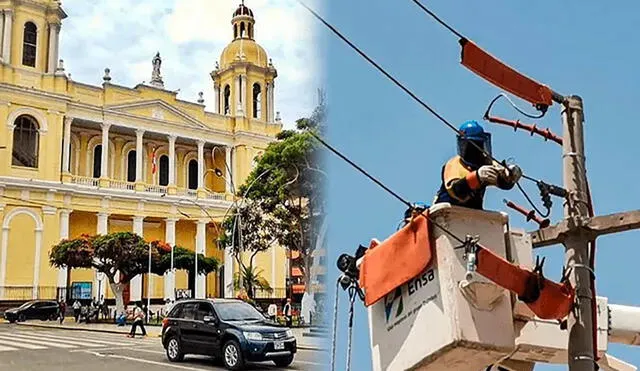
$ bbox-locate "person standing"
[127,302,147,338]
[58,300,66,324]
[283,298,293,327]
[72,300,81,322]
[268,303,277,322]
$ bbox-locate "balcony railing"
[145,184,167,194]
[109,179,135,191]
[64,176,226,201]
[0,285,60,301]
[70,175,99,187]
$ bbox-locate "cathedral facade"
[0,0,290,304]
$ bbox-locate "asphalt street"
[0,323,328,370]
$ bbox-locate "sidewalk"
[12,320,326,351]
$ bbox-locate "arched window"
[159,155,169,186]
[188,159,198,190]
[223,85,231,115]
[252,83,262,119]
[12,115,39,168]
[240,22,246,38]
[127,150,136,182]
[22,22,37,67]
[92,145,102,178]
[234,24,238,39]
[248,24,253,39]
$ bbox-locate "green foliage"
[218,199,279,257]
[233,265,273,298]
[50,234,95,269]
[154,245,219,275]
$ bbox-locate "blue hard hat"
[458,120,487,140]
[457,120,492,167]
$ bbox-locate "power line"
[409,0,465,39]
[298,0,552,214]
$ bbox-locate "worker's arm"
[443,160,485,203]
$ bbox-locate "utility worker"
[434,120,521,210]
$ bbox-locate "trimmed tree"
[50,233,219,315]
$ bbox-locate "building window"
[240,22,246,37]
[92,145,102,178]
[224,85,231,115]
[11,115,39,168]
[22,22,37,67]
[234,24,238,39]
[127,150,136,182]
[248,23,253,39]
[188,159,198,190]
[159,155,169,186]
[252,83,262,119]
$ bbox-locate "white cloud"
[59,0,323,127]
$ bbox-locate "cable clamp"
[570,263,595,280]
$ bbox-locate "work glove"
[476,165,500,186]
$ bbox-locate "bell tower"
[210,1,277,123]
[0,0,67,74]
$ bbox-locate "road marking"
[0,345,17,352]
[294,359,324,366]
[0,334,76,348]
[17,330,154,346]
[9,333,103,347]
[82,351,211,370]
[14,331,134,347]
[0,338,47,350]
[71,346,164,355]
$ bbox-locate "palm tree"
[233,265,273,298]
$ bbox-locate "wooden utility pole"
[561,95,595,371]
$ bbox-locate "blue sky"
[322,1,640,370]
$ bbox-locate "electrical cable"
[297,0,550,194]
[484,93,547,120]
[409,0,465,39]
[516,182,550,218]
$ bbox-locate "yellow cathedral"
[0,0,291,304]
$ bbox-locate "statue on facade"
[150,52,164,89]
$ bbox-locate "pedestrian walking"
[268,303,277,322]
[127,302,147,338]
[58,300,66,324]
[72,300,81,322]
[283,298,293,327]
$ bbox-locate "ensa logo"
[384,287,403,323]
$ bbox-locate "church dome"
[220,39,268,69]
[233,3,254,18]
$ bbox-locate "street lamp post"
[147,242,152,320]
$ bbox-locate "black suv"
[161,298,297,370]
[3,300,59,323]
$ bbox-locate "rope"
[346,285,357,371]
[330,277,341,371]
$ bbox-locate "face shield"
[457,132,492,167]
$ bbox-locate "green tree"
[239,103,326,293]
[50,233,219,314]
[218,199,279,298]
[233,265,273,298]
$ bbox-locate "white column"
[100,123,110,178]
[130,216,144,302]
[135,129,144,183]
[32,227,42,299]
[225,146,232,193]
[168,135,176,186]
[197,140,204,189]
[235,76,240,116]
[96,213,108,300]
[269,82,275,123]
[0,226,7,298]
[57,210,71,288]
[164,218,177,300]
[62,117,72,173]
[195,219,206,298]
[214,85,220,114]
[2,10,11,63]
[241,75,247,114]
[47,23,60,73]
[0,12,5,62]
[265,83,271,122]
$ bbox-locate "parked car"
[161,298,297,370]
[3,300,59,323]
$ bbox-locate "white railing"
[206,192,226,200]
[70,175,99,187]
[145,185,168,194]
[109,180,135,191]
